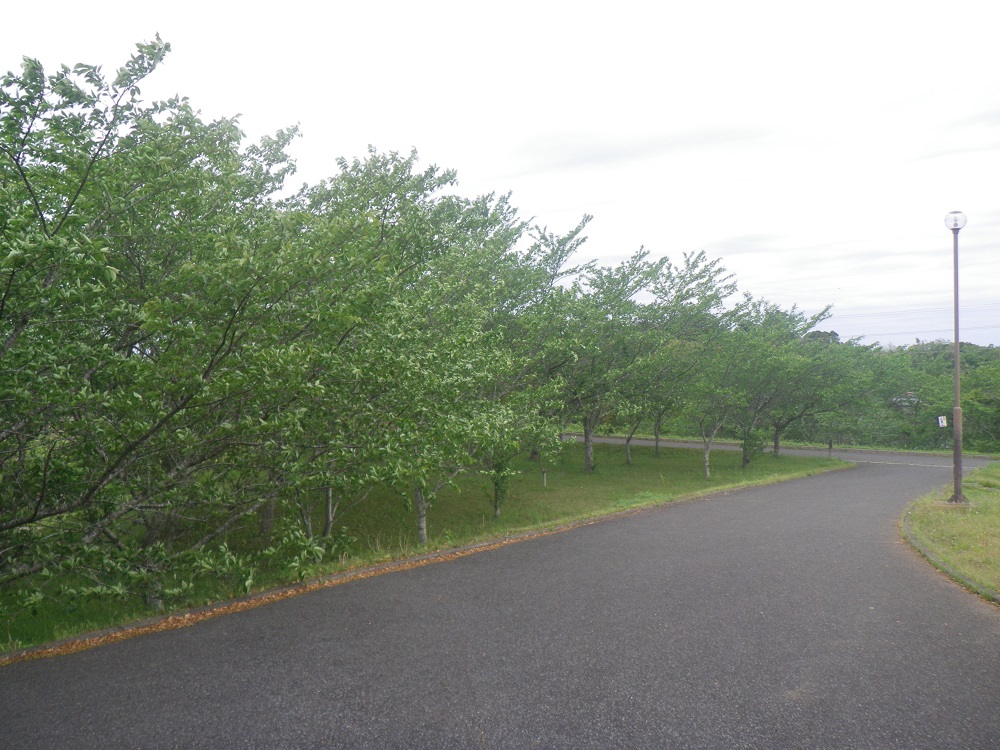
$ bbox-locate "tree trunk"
[298,500,313,539]
[625,419,641,465]
[322,486,338,538]
[492,464,508,520]
[140,512,172,547]
[583,414,597,472]
[415,483,428,545]
[702,423,720,480]
[741,420,762,468]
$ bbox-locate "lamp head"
[945,211,967,230]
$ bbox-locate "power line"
[855,324,1000,338]
[830,303,1000,320]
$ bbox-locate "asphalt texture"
[3,450,1000,749]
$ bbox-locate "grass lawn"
[905,462,1000,599]
[2,442,848,658]
[341,442,849,557]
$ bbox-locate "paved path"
[2,451,999,749]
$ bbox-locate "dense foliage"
[2,41,997,621]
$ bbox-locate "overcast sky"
[5,1,999,346]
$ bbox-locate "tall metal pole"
[947,213,966,503]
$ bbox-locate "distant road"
[2,450,998,748]
[575,432,983,465]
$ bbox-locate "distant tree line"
[2,41,997,610]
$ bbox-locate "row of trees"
[2,41,997,607]
[780,340,1000,454]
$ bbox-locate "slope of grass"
[2,442,848,657]
[904,463,1000,599]
[342,442,847,556]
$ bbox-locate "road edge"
[1,459,854,668]
[901,509,1000,607]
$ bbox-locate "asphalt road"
[3,451,999,749]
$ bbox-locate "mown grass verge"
[2,442,849,661]
[903,462,1000,603]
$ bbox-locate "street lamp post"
[945,210,967,504]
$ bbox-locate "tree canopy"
[2,40,996,616]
